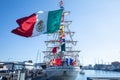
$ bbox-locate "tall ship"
[43,0,81,80]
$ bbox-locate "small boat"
[80,70,85,75]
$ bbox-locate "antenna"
[36,50,39,63]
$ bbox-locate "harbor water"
[78,70,120,80]
[38,70,120,80]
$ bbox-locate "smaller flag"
[59,0,64,9]
[61,43,65,51]
[59,29,64,35]
[59,34,65,42]
[59,0,63,6]
[66,58,70,66]
[73,60,77,66]
[55,58,62,66]
[52,47,58,54]
[62,37,65,43]
[52,59,56,65]
[59,25,65,42]
[70,58,74,65]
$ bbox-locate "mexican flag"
[12,9,63,37]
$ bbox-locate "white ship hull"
[46,66,80,80]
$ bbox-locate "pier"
[0,70,45,80]
[0,61,46,80]
[87,77,120,80]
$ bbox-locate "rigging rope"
[66,25,76,45]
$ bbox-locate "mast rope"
[67,25,76,45]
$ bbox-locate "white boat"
[46,66,80,80]
[43,1,81,80]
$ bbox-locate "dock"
[87,77,120,80]
[0,70,46,80]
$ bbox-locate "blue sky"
[1,0,120,66]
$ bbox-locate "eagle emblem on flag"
[36,20,45,32]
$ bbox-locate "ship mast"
[59,0,65,53]
[43,0,80,66]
